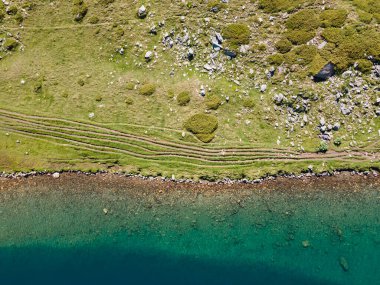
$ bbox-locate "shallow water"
[0,174,379,284]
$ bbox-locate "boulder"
[313,62,335,82]
[137,5,147,19]
[145,51,153,61]
[224,49,237,59]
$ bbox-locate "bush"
[286,30,315,45]
[275,38,292,53]
[317,141,328,153]
[286,9,320,31]
[258,0,307,13]
[356,59,373,74]
[223,23,250,48]
[321,28,346,44]
[358,11,373,24]
[267,53,285,65]
[177,91,191,106]
[205,95,222,110]
[334,138,342,146]
[285,45,317,66]
[184,114,218,143]
[139,83,156,96]
[3,38,19,51]
[320,9,348,28]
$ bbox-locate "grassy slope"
[0,0,380,179]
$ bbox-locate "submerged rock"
[339,257,349,272]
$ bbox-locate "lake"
[0,174,379,284]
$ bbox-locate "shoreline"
[1,168,379,186]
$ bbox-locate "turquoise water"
[0,175,379,284]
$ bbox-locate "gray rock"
[260,84,267,93]
[313,62,335,82]
[137,5,147,19]
[145,51,153,61]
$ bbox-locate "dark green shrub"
[285,45,317,66]
[334,138,342,146]
[358,11,373,23]
[139,83,156,96]
[286,9,320,31]
[177,91,191,106]
[317,141,328,153]
[321,28,345,44]
[184,114,218,143]
[267,53,285,65]
[205,95,222,110]
[286,30,315,45]
[320,9,348,28]
[356,59,373,74]
[258,0,307,13]
[223,23,250,48]
[275,38,292,53]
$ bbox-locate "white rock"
[52,172,60,179]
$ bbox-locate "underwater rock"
[339,257,349,272]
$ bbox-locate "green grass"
[0,0,379,180]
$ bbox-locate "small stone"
[260,84,267,93]
[302,240,310,248]
[339,257,349,272]
[52,172,60,179]
[89,112,95,119]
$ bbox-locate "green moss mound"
[139,84,156,96]
[177,91,191,106]
[321,28,346,44]
[258,0,307,13]
[356,59,373,74]
[184,114,218,143]
[320,9,348,28]
[223,23,250,49]
[275,38,293,53]
[286,30,315,45]
[286,9,320,31]
[205,95,222,110]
